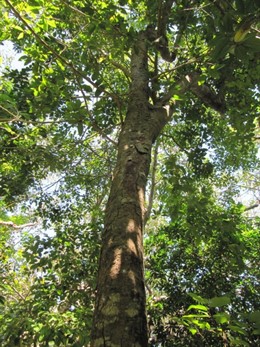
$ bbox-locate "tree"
[0,0,259,346]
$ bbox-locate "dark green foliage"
[0,0,259,345]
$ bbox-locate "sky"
[0,40,23,71]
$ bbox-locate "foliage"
[145,176,260,346]
[0,0,259,345]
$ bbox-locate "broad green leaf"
[229,338,249,346]
[248,311,260,323]
[243,35,260,52]
[209,296,231,307]
[188,293,208,304]
[228,325,246,335]
[213,312,230,324]
[211,36,231,60]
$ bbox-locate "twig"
[161,132,189,154]
[244,201,260,212]
[0,221,37,229]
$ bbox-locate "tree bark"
[90,30,170,347]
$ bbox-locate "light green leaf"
[187,304,208,312]
[17,32,24,40]
[213,312,230,324]
[188,328,197,335]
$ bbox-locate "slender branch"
[0,105,66,124]
[4,1,85,78]
[150,58,197,82]
[184,1,216,11]
[0,104,18,119]
[158,73,226,113]
[59,0,89,18]
[110,60,131,80]
[161,133,189,154]
[0,221,37,229]
[6,282,27,301]
[144,140,159,225]
[4,1,121,145]
[244,201,260,212]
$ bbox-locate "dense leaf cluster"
[0,0,259,346]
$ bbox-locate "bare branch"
[244,201,260,212]
[144,140,159,225]
[5,282,27,301]
[0,221,37,230]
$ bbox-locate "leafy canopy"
[0,0,259,346]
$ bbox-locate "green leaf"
[234,45,249,60]
[77,122,84,136]
[188,293,208,304]
[187,304,208,312]
[248,311,260,323]
[211,36,231,60]
[229,338,249,346]
[223,13,234,32]
[188,327,197,335]
[228,325,246,335]
[235,0,245,13]
[242,35,260,52]
[213,312,230,324]
[209,296,231,307]
[17,32,24,40]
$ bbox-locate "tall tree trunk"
[91,30,170,347]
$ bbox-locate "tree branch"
[0,221,37,229]
[146,1,176,62]
[243,201,260,212]
[157,0,175,35]
[144,140,159,225]
[161,133,189,154]
[158,72,226,111]
[184,73,226,113]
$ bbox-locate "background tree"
[0,0,259,346]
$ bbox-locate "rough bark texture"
[90,30,170,347]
